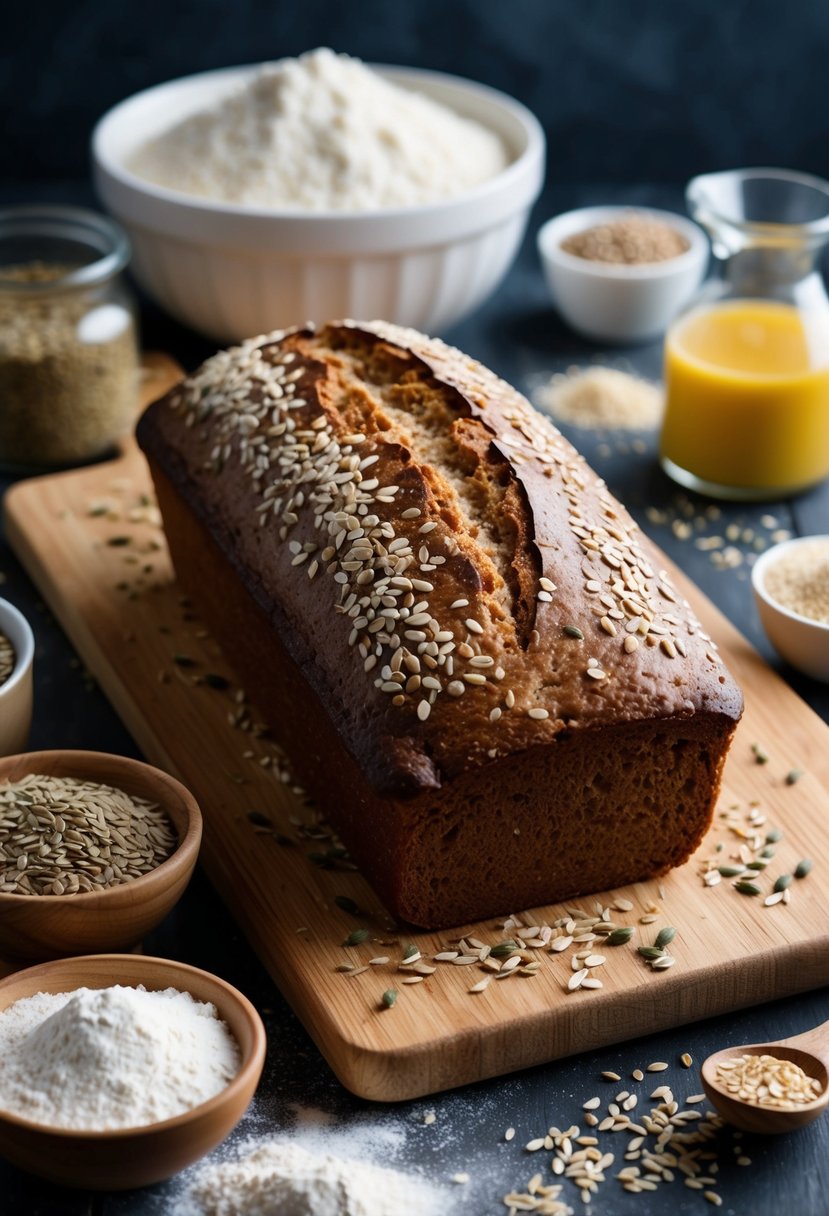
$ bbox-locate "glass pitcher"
[660,168,829,500]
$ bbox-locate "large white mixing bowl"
[92,64,545,342]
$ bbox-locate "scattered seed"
[785,769,804,785]
[334,895,361,915]
[563,625,584,639]
[773,874,792,893]
[602,1071,622,1082]
[606,927,634,945]
[654,926,677,950]
[342,928,371,947]
[680,1053,693,1068]
[646,1062,669,1072]
[795,858,813,878]
[734,881,762,896]
[381,990,398,1009]
[751,743,769,764]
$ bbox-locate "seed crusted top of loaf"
[137,320,743,797]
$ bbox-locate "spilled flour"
[175,1138,448,1215]
[0,986,238,1131]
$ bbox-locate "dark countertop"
[2,182,829,1216]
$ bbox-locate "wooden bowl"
[0,953,266,1188]
[0,750,201,962]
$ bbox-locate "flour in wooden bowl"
[0,985,239,1130]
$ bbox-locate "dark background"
[4,7,829,1215]
[4,0,829,192]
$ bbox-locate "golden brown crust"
[137,321,742,798]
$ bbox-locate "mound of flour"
[0,986,239,1131]
[175,1139,448,1216]
[129,47,508,210]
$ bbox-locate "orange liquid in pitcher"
[661,300,829,492]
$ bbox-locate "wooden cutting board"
[5,353,829,1102]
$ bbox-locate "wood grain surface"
[5,353,829,1102]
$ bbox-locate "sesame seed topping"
[171,321,719,756]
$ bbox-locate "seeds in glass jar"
[0,773,176,895]
[0,260,137,468]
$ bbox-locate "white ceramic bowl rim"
[751,535,829,632]
[92,61,546,249]
[0,954,263,1139]
[0,598,34,702]
[537,205,708,279]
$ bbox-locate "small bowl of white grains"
[0,953,266,1189]
[0,599,34,758]
[0,749,202,961]
[92,48,545,340]
[752,535,829,682]
[537,206,708,343]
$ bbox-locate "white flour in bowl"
[175,1138,448,1216]
[0,985,239,1130]
[129,47,508,211]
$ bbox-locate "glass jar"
[0,205,139,471]
[660,168,829,500]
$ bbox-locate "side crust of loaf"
[138,316,743,928]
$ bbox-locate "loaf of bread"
[137,321,743,928]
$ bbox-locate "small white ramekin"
[92,63,545,342]
[537,205,708,344]
[0,598,34,755]
[752,537,829,683]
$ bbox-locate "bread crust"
[137,321,743,926]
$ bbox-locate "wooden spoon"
[702,1027,829,1134]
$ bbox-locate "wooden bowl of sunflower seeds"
[0,750,201,962]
